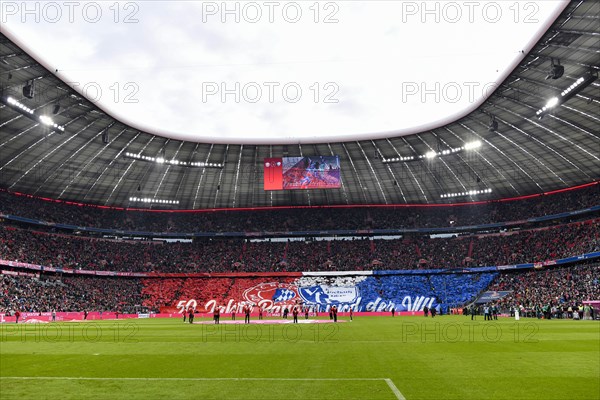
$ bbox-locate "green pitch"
[1,316,598,400]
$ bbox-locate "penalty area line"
[385,378,406,400]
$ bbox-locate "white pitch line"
[385,378,406,400]
[1,377,407,398]
[0,377,383,382]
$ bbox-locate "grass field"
[1,315,598,400]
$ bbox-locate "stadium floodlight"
[440,188,492,198]
[545,97,559,109]
[536,72,598,119]
[39,115,54,125]
[382,143,479,164]
[129,197,180,205]
[4,96,65,132]
[6,96,34,114]
[39,115,66,132]
[464,140,482,150]
[124,151,223,168]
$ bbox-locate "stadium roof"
[0,1,569,144]
[0,0,599,209]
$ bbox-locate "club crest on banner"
[243,282,299,305]
[299,285,360,305]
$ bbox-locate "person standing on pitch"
[332,305,338,322]
[258,305,263,320]
[231,305,236,321]
[391,307,395,317]
[293,306,299,323]
[244,304,251,324]
[214,306,220,324]
[188,307,194,324]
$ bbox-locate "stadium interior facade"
[1,0,598,317]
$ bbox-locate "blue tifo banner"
[250,273,499,312]
[195,273,499,314]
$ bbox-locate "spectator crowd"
[0,220,598,273]
[0,274,142,314]
[1,263,597,315]
[487,263,600,318]
[1,183,597,233]
[1,183,598,315]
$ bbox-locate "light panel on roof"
[382,141,482,164]
[441,188,492,198]
[124,152,223,168]
[129,197,180,205]
[4,96,66,132]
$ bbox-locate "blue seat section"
[349,273,497,312]
[428,273,498,310]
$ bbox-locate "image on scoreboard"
[282,156,341,190]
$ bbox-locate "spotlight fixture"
[38,114,66,132]
[463,140,482,150]
[545,59,564,80]
[6,96,34,114]
[101,128,109,144]
[488,116,498,132]
[22,81,34,99]
[536,72,598,119]
[39,115,53,125]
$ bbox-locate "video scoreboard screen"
[264,156,341,191]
